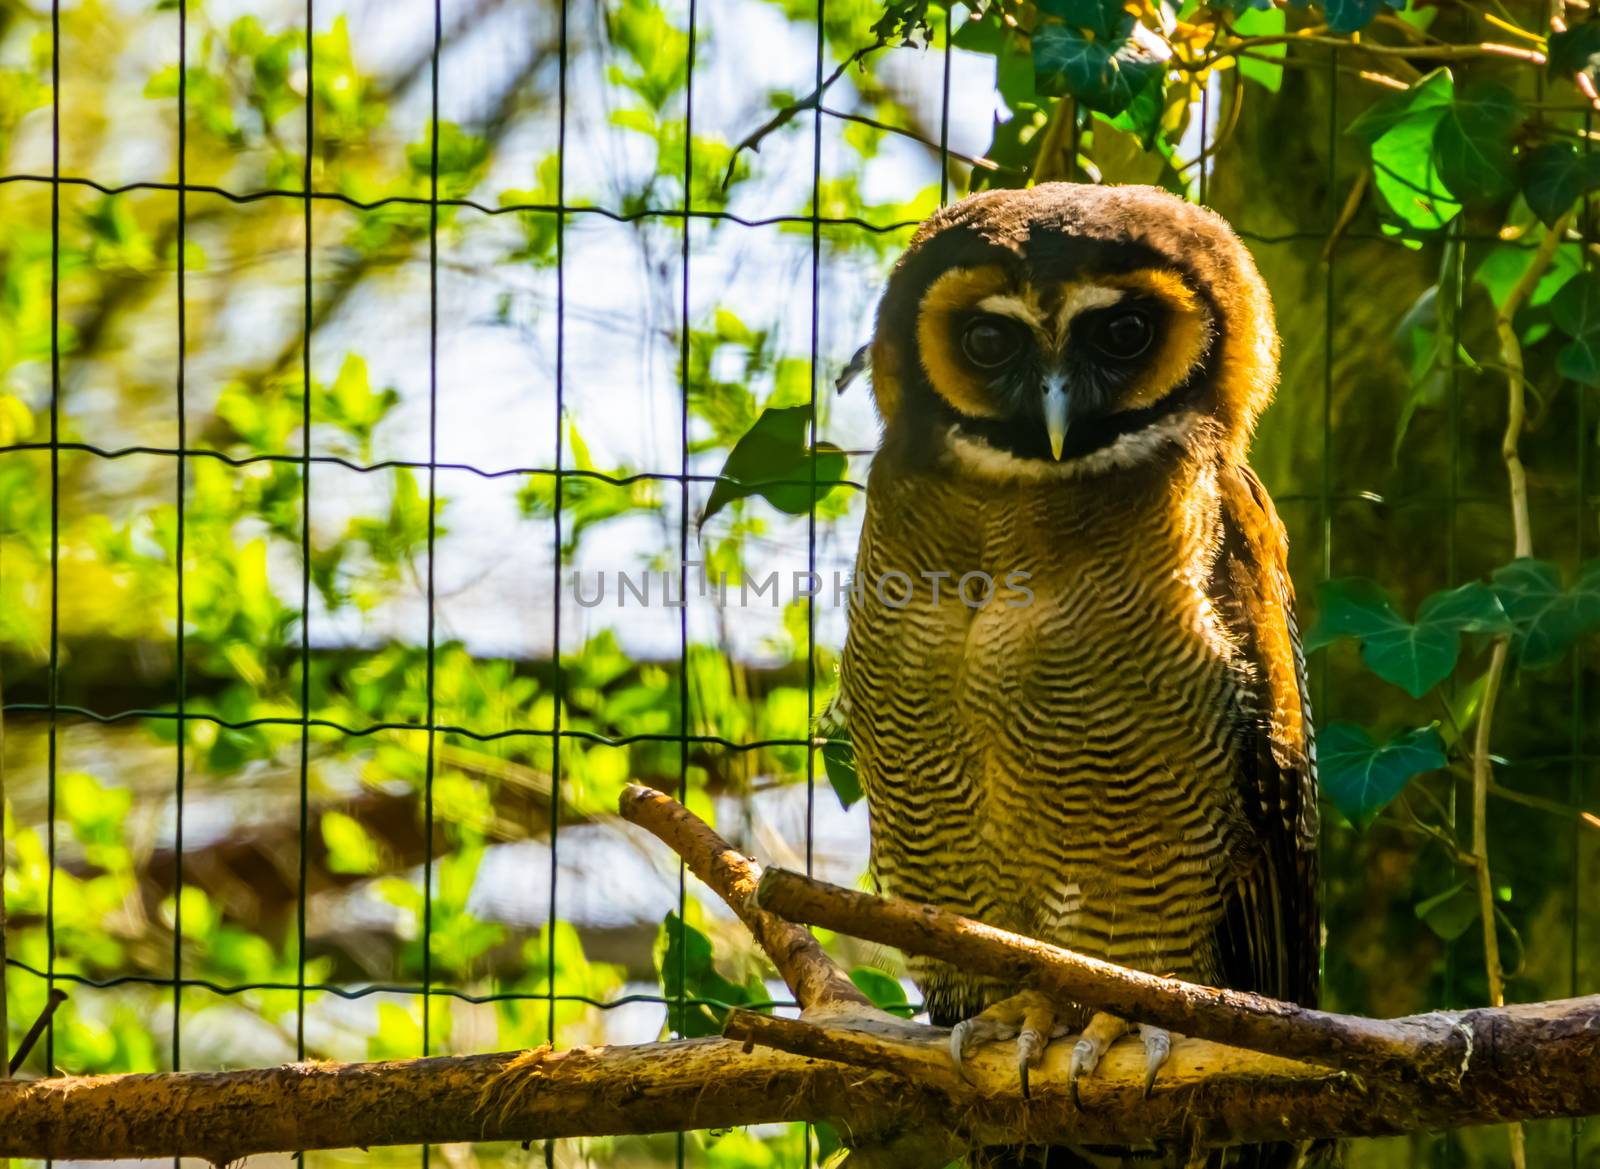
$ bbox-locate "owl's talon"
[948,1014,1018,1081]
[1015,1026,1047,1100]
[945,990,1055,1093]
[1138,1023,1173,1098]
[949,1020,974,1079]
[1066,1011,1131,1108]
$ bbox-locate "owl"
[838,183,1320,1167]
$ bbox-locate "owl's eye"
[960,317,1025,368]
[1090,310,1155,360]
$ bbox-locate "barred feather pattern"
[841,439,1316,1033]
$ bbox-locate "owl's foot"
[1066,1014,1175,1105]
[948,989,1070,1098]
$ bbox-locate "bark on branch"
[2,785,1599,1164]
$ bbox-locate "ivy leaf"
[1415,883,1480,941]
[849,967,915,1018]
[1305,579,1509,697]
[1320,723,1446,830]
[1107,72,1167,148]
[1036,0,1122,40]
[1489,558,1600,668]
[1521,143,1600,227]
[1547,21,1600,82]
[1348,71,1462,230]
[1322,0,1399,34]
[1346,69,1453,146]
[1550,273,1600,386]
[701,405,847,526]
[1431,83,1520,204]
[1032,22,1162,116]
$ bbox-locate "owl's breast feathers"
[842,450,1319,1016]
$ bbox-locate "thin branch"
[818,105,1015,174]
[723,39,888,190]
[1477,209,1571,1169]
[617,784,869,1010]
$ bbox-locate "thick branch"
[5,997,1600,1162]
[7,789,1600,1162]
[754,867,1600,1086]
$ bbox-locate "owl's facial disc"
[914,264,1214,470]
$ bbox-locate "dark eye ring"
[1091,310,1155,360]
[960,317,1024,369]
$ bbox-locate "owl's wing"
[1210,463,1321,1008]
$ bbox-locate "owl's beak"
[1043,376,1070,461]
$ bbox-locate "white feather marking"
[943,411,1203,482]
[1054,284,1126,335]
[974,294,1043,328]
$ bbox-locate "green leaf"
[1106,71,1167,148]
[1320,723,1446,829]
[1415,882,1480,941]
[655,913,757,1038]
[1346,69,1453,147]
[1036,0,1122,40]
[1233,6,1286,93]
[848,967,915,1018]
[1521,143,1600,227]
[321,809,383,875]
[1348,71,1463,231]
[1550,273,1600,385]
[1489,558,1600,668]
[1548,22,1600,81]
[1305,579,1509,697]
[1431,83,1520,204]
[1323,0,1398,35]
[700,405,847,526]
[821,731,861,809]
[1031,23,1162,116]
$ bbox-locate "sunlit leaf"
[701,405,847,526]
[821,731,861,810]
[655,912,760,1038]
[1234,6,1286,93]
[1036,0,1122,40]
[1031,22,1162,116]
[849,967,915,1018]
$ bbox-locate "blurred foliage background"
[1,0,1598,1168]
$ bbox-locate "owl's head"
[869,183,1277,478]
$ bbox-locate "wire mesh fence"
[0,2,1596,1168]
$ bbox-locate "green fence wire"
[0,4,1595,1169]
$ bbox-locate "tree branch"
[4,990,1600,1162]
[754,866,1566,1084]
[616,783,869,1010]
[1477,209,1572,1169]
[4,786,1600,1163]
